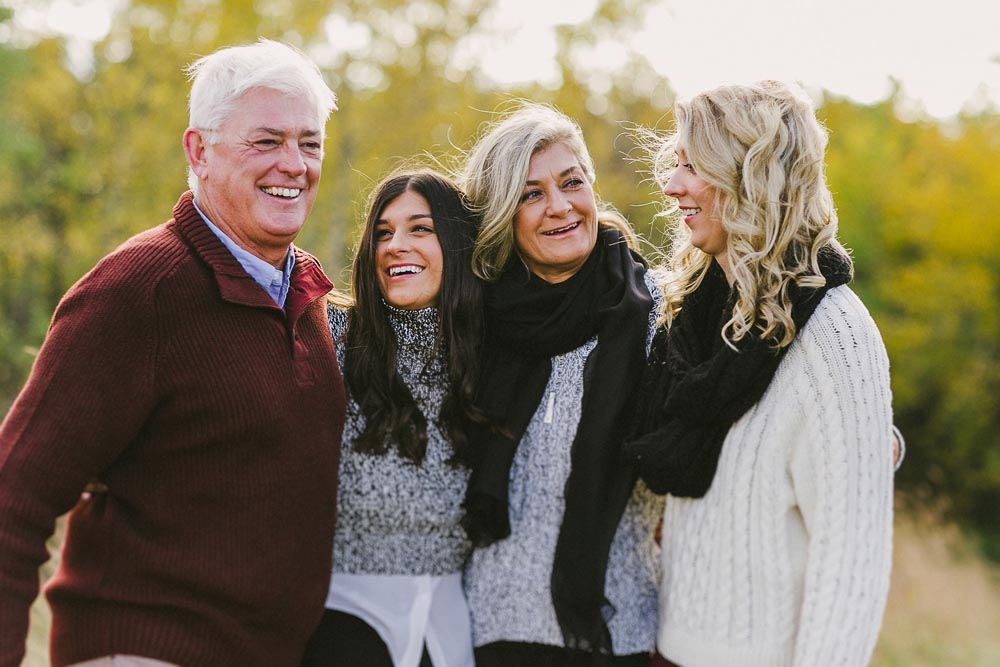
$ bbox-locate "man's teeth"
[543,222,579,235]
[389,266,423,276]
[261,186,301,198]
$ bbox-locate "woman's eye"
[564,178,584,189]
[254,139,279,149]
[413,225,435,234]
[375,229,392,240]
[682,162,696,173]
[521,190,543,203]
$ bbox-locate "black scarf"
[625,245,853,497]
[463,227,653,656]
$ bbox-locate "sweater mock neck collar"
[171,191,332,320]
[383,302,443,377]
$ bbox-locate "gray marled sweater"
[328,304,471,575]
[462,272,665,655]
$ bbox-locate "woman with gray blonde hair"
[457,102,661,666]
[627,81,895,667]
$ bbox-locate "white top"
[326,573,474,667]
[656,286,895,667]
[323,305,474,666]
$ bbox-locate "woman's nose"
[547,190,572,217]
[663,171,683,198]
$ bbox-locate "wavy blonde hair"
[644,80,850,349]
[456,101,636,281]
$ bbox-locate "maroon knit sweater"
[0,192,346,667]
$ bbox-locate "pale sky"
[6,0,1000,120]
[478,0,1000,119]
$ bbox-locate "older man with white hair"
[0,39,346,667]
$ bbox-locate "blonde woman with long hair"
[627,81,895,667]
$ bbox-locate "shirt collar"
[192,198,295,307]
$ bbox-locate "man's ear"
[183,128,209,180]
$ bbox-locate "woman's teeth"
[543,221,579,236]
[389,266,423,276]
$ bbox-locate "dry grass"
[872,506,1000,666]
[21,507,1000,666]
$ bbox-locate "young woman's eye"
[682,162,696,173]
[413,224,435,234]
[375,228,392,240]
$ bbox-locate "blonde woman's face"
[663,146,729,275]
[512,142,599,284]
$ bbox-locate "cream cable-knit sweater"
[656,285,894,667]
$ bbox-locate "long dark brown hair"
[345,169,486,464]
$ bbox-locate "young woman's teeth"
[389,266,423,276]
[261,187,301,198]
[684,208,701,215]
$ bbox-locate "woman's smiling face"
[375,189,444,310]
[663,145,729,273]
[513,142,599,284]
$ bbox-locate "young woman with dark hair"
[302,169,485,667]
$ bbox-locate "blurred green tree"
[1,0,998,560]
[823,92,1000,555]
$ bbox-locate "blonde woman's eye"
[521,190,543,203]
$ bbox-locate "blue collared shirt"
[193,200,295,307]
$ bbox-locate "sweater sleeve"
[788,287,894,667]
[0,255,157,667]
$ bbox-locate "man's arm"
[0,258,156,666]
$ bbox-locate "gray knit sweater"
[328,304,471,575]
[462,272,664,655]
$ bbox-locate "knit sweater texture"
[328,304,471,575]
[656,285,894,667]
[0,192,347,667]
[463,272,664,655]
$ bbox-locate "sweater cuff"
[891,423,906,472]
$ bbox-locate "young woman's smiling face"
[513,142,599,284]
[663,146,730,278]
[375,189,443,310]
